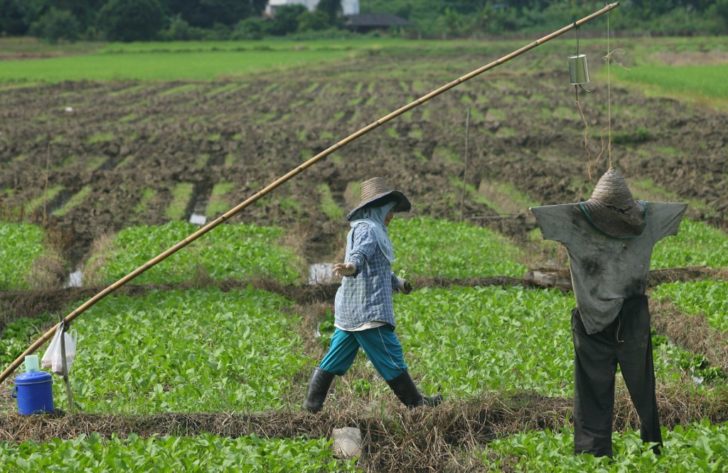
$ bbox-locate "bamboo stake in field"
[0,2,620,386]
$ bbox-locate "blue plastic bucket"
[14,371,54,415]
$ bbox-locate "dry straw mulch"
[651,298,728,373]
[4,266,725,330]
[1,388,725,472]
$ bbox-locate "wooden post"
[58,316,75,413]
[0,2,620,386]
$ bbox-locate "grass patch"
[495,126,517,138]
[164,183,194,221]
[83,155,108,172]
[612,126,651,145]
[450,178,494,212]
[390,217,525,278]
[653,281,728,333]
[485,108,506,121]
[23,185,64,216]
[87,221,302,285]
[115,155,136,169]
[612,64,728,107]
[133,188,157,216]
[408,128,424,139]
[86,132,114,145]
[386,127,399,139]
[0,49,355,82]
[433,146,460,163]
[206,182,234,217]
[0,223,45,290]
[195,154,211,170]
[0,433,355,472]
[552,106,579,121]
[108,83,147,97]
[344,181,361,209]
[52,186,91,217]
[205,82,244,97]
[317,183,344,220]
[652,219,728,269]
[631,179,714,218]
[278,196,303,217]
[476,180,537,215]
[159,83,199,96]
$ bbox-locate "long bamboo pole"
[0,2,619,386]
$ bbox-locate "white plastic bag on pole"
[41,328,77,375]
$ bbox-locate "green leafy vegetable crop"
[652,220,728,269]
[89,222,302,285]
[395,287,718,397]
[654,281,728,332]
[0,433,358,472]
[390,217,526,278]
[4,288,311,414]
[0,223,47,290]
[482,420,727,472]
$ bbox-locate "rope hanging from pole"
[607,10,613,169]
[572,22,600,180]
[0,2,621,387]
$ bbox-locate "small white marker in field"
[64,106,74,113]
[65,270,83,288]
[189,213,207,225]
[308,263,336,285]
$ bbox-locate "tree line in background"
[0,0,726,43]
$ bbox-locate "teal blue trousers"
[319,326,408,381]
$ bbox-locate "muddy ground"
[0,44,726,270]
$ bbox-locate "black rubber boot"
[303,368,335,413]
[386,371,442,408]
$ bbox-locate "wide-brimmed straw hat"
[346,177,411,221]
[579,168,646,238]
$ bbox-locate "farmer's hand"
[334,262,356,277]
[401,280,413,294]
[398,278,413,294]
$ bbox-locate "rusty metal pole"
[0,2,619,386]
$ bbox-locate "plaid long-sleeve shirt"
[334,222,401,330]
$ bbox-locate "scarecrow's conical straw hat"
[581,168,645,238]
[346,177,411,221]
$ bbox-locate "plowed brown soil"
[1,47,726,267]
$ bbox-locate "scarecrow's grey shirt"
[531,201,687,334]
[334,222,399,331]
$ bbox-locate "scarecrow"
[531,168,686,457]
[304,177,442,412]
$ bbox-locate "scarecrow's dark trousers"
[571,295,662,458]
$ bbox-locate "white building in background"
[266,0,359,16]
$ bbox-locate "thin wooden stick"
[57,316,75,413]
[0,2,619,386]
[459,107,471,222]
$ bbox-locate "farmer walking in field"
[531,168,686,457]
[303,177,442,413]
